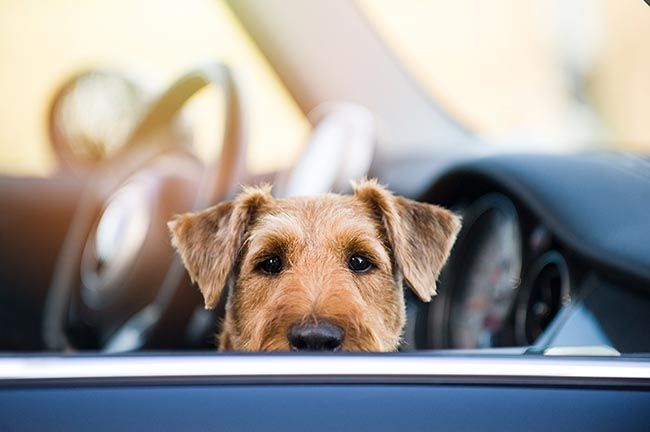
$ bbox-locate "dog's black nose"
[288,321,344,351]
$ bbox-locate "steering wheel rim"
[43,63,245,352]
[48,69,147,175]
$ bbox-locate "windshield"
[0,0,309,177]
[357,0,650,152]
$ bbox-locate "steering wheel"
[43,64,245,352]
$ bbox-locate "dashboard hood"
[417,153,650,284]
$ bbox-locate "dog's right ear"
[168,185,272,309]
[353,179,461,303]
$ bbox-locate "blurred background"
[1,0,649,177]
[0,0,310,176]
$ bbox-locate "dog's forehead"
[271,195,369,223]
[251,194,379,239]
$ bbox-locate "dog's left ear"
[353,179,461,302]
[168,185,272,309]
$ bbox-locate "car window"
[0,0,310,176]
[356,0,650,152]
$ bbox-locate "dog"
[168,179,461,352]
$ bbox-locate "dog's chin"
[238,310,394,352]
[249,332,389,352]
[254,342,382,352]
[255,338,292,352]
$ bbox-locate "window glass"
[0,0,310,176]
[357,0,650,151]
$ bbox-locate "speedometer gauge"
[447,194,522,349]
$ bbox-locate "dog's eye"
[259,255,283,275]
[348,255,373,273]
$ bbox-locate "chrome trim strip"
[1,356,649,381]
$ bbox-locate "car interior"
[1,1,649,430]
[2,0,650,356]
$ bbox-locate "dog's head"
[169,180,460,352]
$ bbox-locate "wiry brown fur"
[169,179,461,352]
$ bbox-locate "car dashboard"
[387,153,650,354]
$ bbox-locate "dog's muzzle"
[287,321,344,352]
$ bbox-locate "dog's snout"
[288,321,344,351]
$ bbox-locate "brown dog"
[169,179,460,352]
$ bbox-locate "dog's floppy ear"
[168,185,272,309]
[353,179,461,302]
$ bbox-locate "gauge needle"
[483,314,502,331]
[466,296,489,311]
[490,267,501,284]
